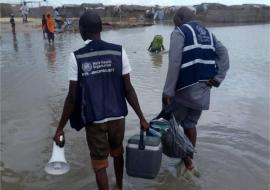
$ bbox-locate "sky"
[3,0,270,7]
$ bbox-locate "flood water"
[1,24,270,190]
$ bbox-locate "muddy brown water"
[1,24,269,190]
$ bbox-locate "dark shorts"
[85,118,125,160]
[47,32,54,40]
[173,103,202,129]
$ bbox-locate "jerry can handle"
[139,129,145,150]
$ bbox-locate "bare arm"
[148,42,153,51]
[54,81,77,144]
[123,74,148,129]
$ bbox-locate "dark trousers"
[47,32,54,43]
[11,24,15,33]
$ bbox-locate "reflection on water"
[23,33,32,50]
[150,53,163,67]
[12,34,18,52]
[45,44,57,64]
[1,24,270,190]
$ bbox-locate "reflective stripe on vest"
[181,59,215,69]
[76,50,122,59]
[179,24,215,52]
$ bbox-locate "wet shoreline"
[1,17,269,33]
[0,17,154,33]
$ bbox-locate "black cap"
[79,11,102,34]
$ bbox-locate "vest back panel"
[176,22,217,90]
[74,40,128,125]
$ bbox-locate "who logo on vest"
[82,62,93,77]
[82,62,93,72]
[195,25,207,35]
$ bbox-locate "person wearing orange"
[46,13,55,44]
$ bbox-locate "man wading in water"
[53,11,149,190]
[46,13,55,44]
[162,7,229,179]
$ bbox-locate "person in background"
[46,13,55,44]
[53,11,149,190]
[20,2,29,23]
[162,7,229,179]
[10,14,15,34]
[41,14,47,39]
[53,8,61,29]
[148,34,165,53]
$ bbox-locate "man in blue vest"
[162,7,229,179]
[53,11,149,190]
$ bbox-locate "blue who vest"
[70,40,128,130]
[176,21,217,90]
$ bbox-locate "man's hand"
[52,81,77,148]
[140,119,149,131]
[123,74,149,131]
[162,95,172,106]
[53,128,65,148]
[206,79,220,88]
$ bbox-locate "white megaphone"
[44,137,70,175]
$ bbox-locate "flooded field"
[1,24,270,190]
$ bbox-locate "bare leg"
[95,169,109,190]
[52,33,54,43]
[113,155,123,189]
[12,26,15,34]
[184,127,197,147]
[183,127,200,177]
[183,157,193,169]
[48,33,51,44]
[183,127,197,168]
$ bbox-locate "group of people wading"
[53,6,229,190]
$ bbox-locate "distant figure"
[20,2,29,23]
[53,8,61,29]
[41,14,47,39]
[54,8,60,21]
[148,35,165,53]
[10,14,15,33]
[46,13,55,44]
